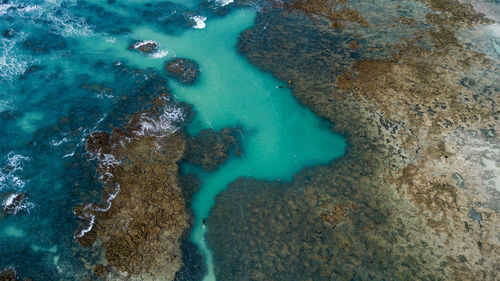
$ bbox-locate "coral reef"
[285,0,369,28]
[207,0,499,280]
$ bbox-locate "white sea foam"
[192,15,207,29]
[216,0,234,6]
[75,184,120,238]
[0,4,14,16]
[3,1,94,37]
[151,50,168,58]
[0,32,35,81]
[100,153,121,169]
[132,105,184,138]
[50,137,69,147]
[0,153,30,190]
[2,193,35,215]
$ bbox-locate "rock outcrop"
[184,128,242,171]
[165,58,200,85]
[129,40,158,54]
[0,268,17,281]
[2,193,28,216]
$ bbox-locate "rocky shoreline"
[206,0,499,280]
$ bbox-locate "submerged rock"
[165,58,200,85]
[173,240,207,281]
[2,28,14,38]
[2,193,33,216]
[200,0,235,16]
[22,32,67,54]
[184,128,242,171]
[128,40,158,54]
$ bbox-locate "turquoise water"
[0,0,345,280]
[161,10,346,280]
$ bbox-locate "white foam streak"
[0,152,30,191]
[2,1,94,37]
[151,50,168,58]
[50,137,69,147]
[2,193,35,215]
[133,40,157,49]
[0,32,35,81]
[75,184,120,238]
[132,106,184,138]
[216,0,234,6]
[192,15,207,29]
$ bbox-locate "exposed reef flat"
[75,95,190,281]
[207,0,499,280]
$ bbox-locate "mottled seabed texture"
[0,0,499,280]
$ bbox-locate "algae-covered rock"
[184,128,242,171]
[165,58,200,85]
[0,268,18,281]
[129,40,158,54]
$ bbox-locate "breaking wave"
[0,152,30,191]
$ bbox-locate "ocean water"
[0,0,345,280]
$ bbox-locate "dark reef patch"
[173,240,207,281]
[2,28,14,38]
[128,40,159,54]
[0,268,17,281]
[22,32,67,54]
[165,58,200,85]
[184,128,242,171]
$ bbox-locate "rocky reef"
[1,193,32,216]
[129,40,159,54]
[184,128,242,171]
[0,268,17,281]
[165,58,200,85]
[207,0,499,280]
[74,95,190,280]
